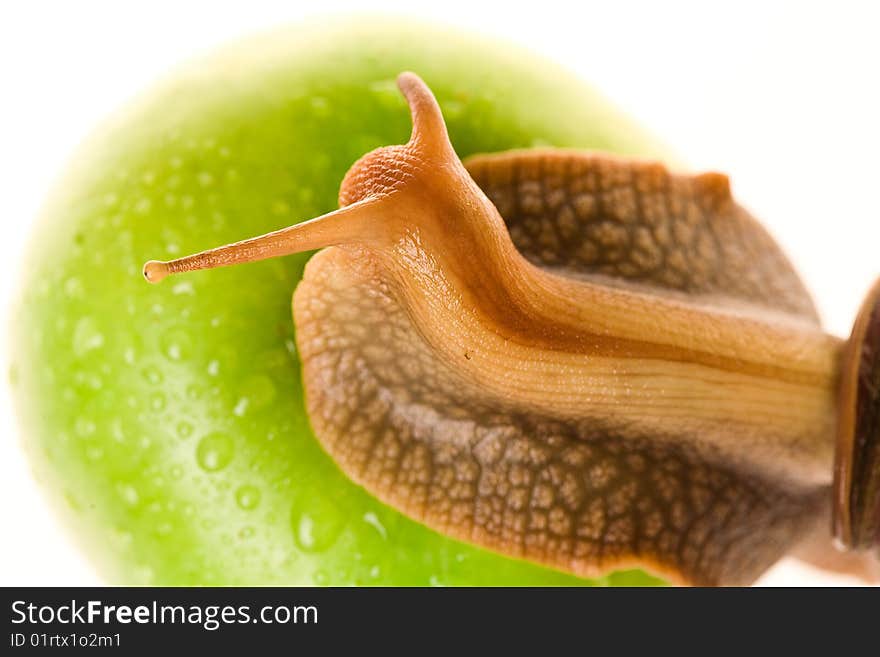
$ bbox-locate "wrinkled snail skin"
[145,72,878,585]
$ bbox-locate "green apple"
[10,18,669,585]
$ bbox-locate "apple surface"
[10,18,669,585]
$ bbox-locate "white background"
[1,0,878,586]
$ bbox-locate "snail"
[144,72,879,586]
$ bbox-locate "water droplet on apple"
[172,280,194,296]
[150,392,166,411]
[196,432,234,472]
[74,417,96,437]
[198,171,214,187]
[118,484,140,506]
[312,569,329,585]
[134,198,152,214]
[176,421,193,439]
[72,317,104,357]
[233,397,249,417]
[74,371,103,390]
[63,277,84,298]
[160,328,192,362]
[293,510,345,552]
[362,511,387,540]
[74,372,104,390]
[141,366,163,385]
[294,514,317,550]
[235,485,261,510]
[110,418,126,443]
[292,500,345,553]
[238,526,255,540]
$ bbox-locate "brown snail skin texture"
[145,72,880,586]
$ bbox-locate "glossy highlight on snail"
[145,72,880,585]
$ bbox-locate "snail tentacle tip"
[396,70,416,85]
[395,71,449,153]
[143,260,170,284]
[395,70,424,94]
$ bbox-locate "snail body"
[146,73,879,585]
